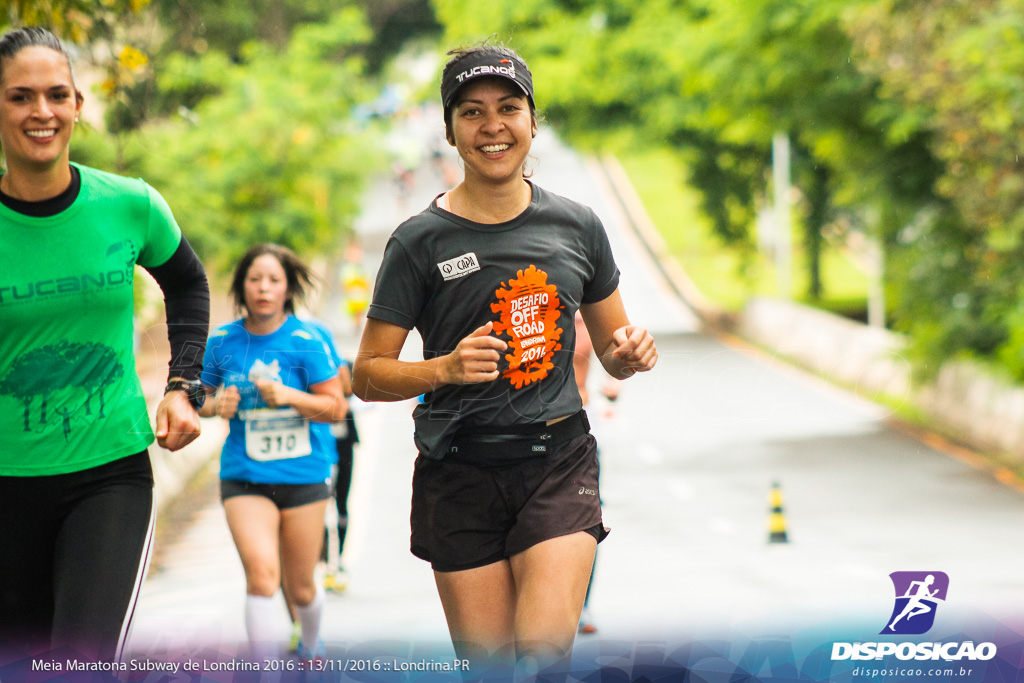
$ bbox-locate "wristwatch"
[164,379,206,410]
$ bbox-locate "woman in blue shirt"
[200,243,346,661]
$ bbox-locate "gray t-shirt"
[368,182,620,459]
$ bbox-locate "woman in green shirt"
[0,27,209,663]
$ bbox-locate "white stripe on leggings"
[114,496,156,664]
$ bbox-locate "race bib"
[243,408,312,461]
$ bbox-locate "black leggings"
[0,452,155,662]
[321,439,355,562]
[334,439,354,548]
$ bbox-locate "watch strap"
[165,379,205,410]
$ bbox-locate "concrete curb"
[740,297,912,402]
[917,359,1024,460]
[741,298,1024,466]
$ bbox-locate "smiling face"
[448,77,537,187]
[0,45,82,176]
[244,254,291,322]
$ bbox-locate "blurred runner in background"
[301,318,359,594]
[572,312,622,635]
[283,318,358,653]
[199,244,346,663]
[339,239,370,335]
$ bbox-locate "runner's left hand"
[611,325,658,377]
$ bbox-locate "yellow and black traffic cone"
[768,481,789,544]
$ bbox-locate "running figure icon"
[882,571,949,635]
[889,575,938,630]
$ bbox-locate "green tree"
[131,7,381,269]
[2,0,148,42]
[849,0,1024,377]
[361,0,441,73]
[156,0,338,57]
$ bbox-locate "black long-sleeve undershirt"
[142,235,210,383]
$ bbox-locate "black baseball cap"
[441,49,534,112]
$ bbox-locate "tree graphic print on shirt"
[490,265,564,389]
[0,341,125,441]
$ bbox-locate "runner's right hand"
[441,321,507,385]
[216,385,241,418]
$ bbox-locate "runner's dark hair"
[0,26,79,91]
[231,243,319,316]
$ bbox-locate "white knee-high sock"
[294,586,324,649]
[245,594,280,660]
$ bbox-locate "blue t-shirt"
[201,315,338,484]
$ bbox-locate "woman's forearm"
[353,355,447,402]
[288,389,346,423]
[255,377,346,422]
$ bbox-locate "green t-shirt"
[0,163,182,476]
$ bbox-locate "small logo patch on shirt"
[437,252,480,281]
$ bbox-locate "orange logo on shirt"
[490,265,564,389]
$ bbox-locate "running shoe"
[296,637,327,662]
[288,621,301,653]
[578,607,597,635]
[323,566,349,593]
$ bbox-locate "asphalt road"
[125,116,1024,676]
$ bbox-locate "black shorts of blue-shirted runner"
[219,480,330,510]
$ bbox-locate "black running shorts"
[220,480,330,509]
[410,433,608,572]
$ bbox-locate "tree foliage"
[2,0,148,44]
[850,0,1024,376]
[115,7,381,271]
[155,0,336,57]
